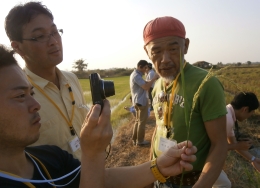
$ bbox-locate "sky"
[0,0,259,71]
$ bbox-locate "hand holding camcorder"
[89,73,115,112]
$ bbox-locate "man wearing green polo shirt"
[143,16,228,188]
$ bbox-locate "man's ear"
[184,38,190,54]
[11,41,25,57]
[242,106,249,113]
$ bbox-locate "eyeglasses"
[22,29,63,43]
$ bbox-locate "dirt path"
[106,112,156,168]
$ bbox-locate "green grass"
[225,151,260,188]
[78,76,133,128]
[215,66,260,115]
[216,66,260,88]
[110,94,133,129]
[79,76,130,108]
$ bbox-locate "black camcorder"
[89,73,115,111]
[237,137,254,150]
[235,121,254,150]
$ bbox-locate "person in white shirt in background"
[145,63,156,111]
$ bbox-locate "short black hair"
[0,45,18,69]
[137,60,148,68]
[5,1,54,42]
[231,92,259,112]
[147,63,153,69]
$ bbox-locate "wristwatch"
[250,156,256,162]
[150,158,167,183]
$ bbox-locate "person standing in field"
[130,60,158,146]
[143,16,228,188]
[146,63,156,111]
[5,1,87,160]
[213,92,260,188]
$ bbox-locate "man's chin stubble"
[155,69,177,84]
[161,75,174,84]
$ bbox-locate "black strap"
[234,120,240,140]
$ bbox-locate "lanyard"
[163,62,187,131]
[27,76,76,136]
[0,153,55,188]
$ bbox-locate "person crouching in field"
[213,92,260,188]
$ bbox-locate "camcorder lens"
[100,80,115,99]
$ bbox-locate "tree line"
[72,59,260,79]
[72,59,134,79]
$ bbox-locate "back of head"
[231,92,259,112]
[143,16,186,46]
[5,1,54,42]
[137,60,148,68]
[0,45,18,69]
[147,63,153,70]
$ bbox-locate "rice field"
[78,76,133,128]
[79,76,130,108]
[215,66,260,115]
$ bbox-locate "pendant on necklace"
[159,90,166,102]
[157,106,163,120]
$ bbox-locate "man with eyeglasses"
[5,1,87,160]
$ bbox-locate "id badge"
[158,137,177,153]
[68,136,81,152]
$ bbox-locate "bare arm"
[105,141,197,188]
[228,136,260,172]
[79,100,113,188]
[141,74,158,90]
[144,125,158,188]
[227,136,252,151]
[79,101,197,188]
[193,115,228,188]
